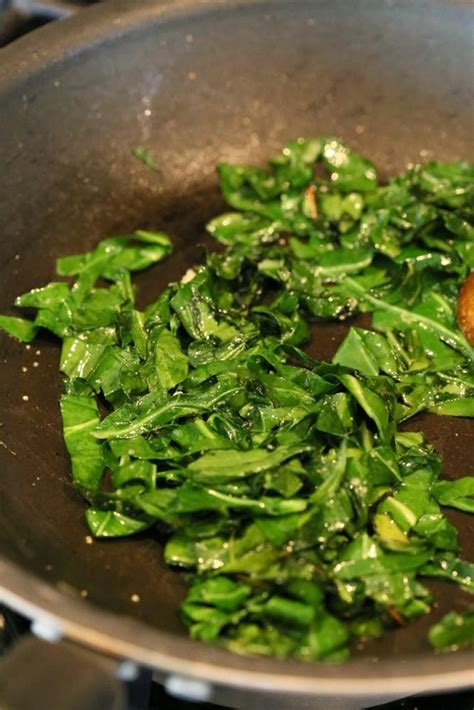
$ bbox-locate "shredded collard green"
[1,137,473,661]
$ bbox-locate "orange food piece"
[458,271,474,345]
[386,606,406,626]
[304,185,318,220]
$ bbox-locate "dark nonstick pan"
[0,0,473,703]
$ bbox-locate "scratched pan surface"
[0,0,473,697]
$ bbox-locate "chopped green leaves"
[133,146,160,172]
[0,315,38,342]
[322,138,377,193]
[56,230,172,280]
[187,445,310,484]
[60,394,104,490]
[432,478,474,513]
[428,611,474,651]
[1,137,473,664]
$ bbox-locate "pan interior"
[0,0,473,679]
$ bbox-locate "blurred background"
[0,0,98,45]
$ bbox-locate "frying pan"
[0,0,473,704]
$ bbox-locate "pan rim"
[0,0,471,95]
[1,0,473,696]
[1,561,474,696]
